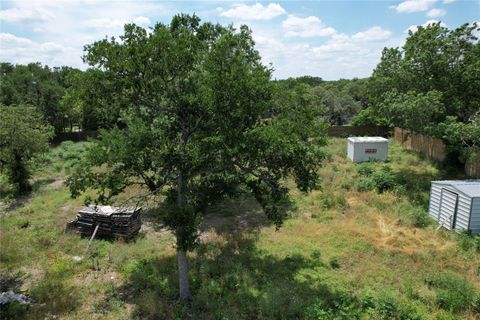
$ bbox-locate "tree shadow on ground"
[1,178,57,212]
[105,194,358,319]
[395,161,467,208]
[200,194,274,235]
[114,228,359,320]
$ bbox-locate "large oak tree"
[67,15,327,300]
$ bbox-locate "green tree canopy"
[0,63,78,133]
[67,15,327,300]
[353,22,479,138]
[0,104,54,195]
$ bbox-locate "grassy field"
[1,138,479,319]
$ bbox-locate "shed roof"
[347,137,388,143]
[432,180,480,198]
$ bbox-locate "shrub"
[474,236,480,253]
[409,207,430,228]
[1,302,28,320]
[472,293,480,314]
[357,162,375,177]
[329,257,340,269]
[458,232,473,251]
[0,173,15,200]
[340,182,352,190]
[372,291,426,320]
[29,272,79,315]
[305,290,362,320]
[426,272,476,313]
[356,165,398,193]
[369,168,397,193]
[357,178,376,192]
[319,191,346,211]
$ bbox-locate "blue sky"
[0,0,477,80]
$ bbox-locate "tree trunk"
[177,249,191,300]
[176,172,192,300]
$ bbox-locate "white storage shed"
[428,180,480,235]
[347,137,389,163]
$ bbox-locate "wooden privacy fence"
[465,153,480,178]
[394,127,480,178]
[393,127,446,161]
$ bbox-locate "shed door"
[439,189,458,230]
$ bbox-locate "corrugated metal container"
[347,137,388,163]
[428,180,480,235]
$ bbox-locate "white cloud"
[394,0,437,13]
[85,15,151,29]
[0,7,55,23]
[0,32,33,46]
[133,16,151,26]
[426,8,446,17]
[219,3,286,20]
[0,32,81,67]
[282,15,336,38]
[443,0,455,3]
[0,0,169,69]
[406,20,446,33]
[249,19,403,80]
[352,26,392,41]
[85,18,125,29]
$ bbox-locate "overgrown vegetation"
[1,139,479,319]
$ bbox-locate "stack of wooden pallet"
[67,205,142,240]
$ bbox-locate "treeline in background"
[1,22,478,162]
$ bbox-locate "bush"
[357,166,398,193]
[458,232,473,251]
[371,291,426,320]
[29,273,79,315]
[409,207,430,228]
[305,290,362,320]
[475,236,480,253]
[0,174,15,200]
[357,162,375,177]
[319,191,346,211]
[0,302,28,320]
[340,182,352,190]
[329,257,340,269]
[357,178,376,192]
[426,272,476,313]
[370,168,397,193]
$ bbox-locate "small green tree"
[67,15,327,300]
[0,104,54,195]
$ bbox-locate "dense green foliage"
[0,63,78,133]
[0,63,123,133]
[66,15,327,299]
[353,22,480,160]
[0,104,54,195]
[275,77,367,126]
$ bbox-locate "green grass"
[1,138,479,319]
